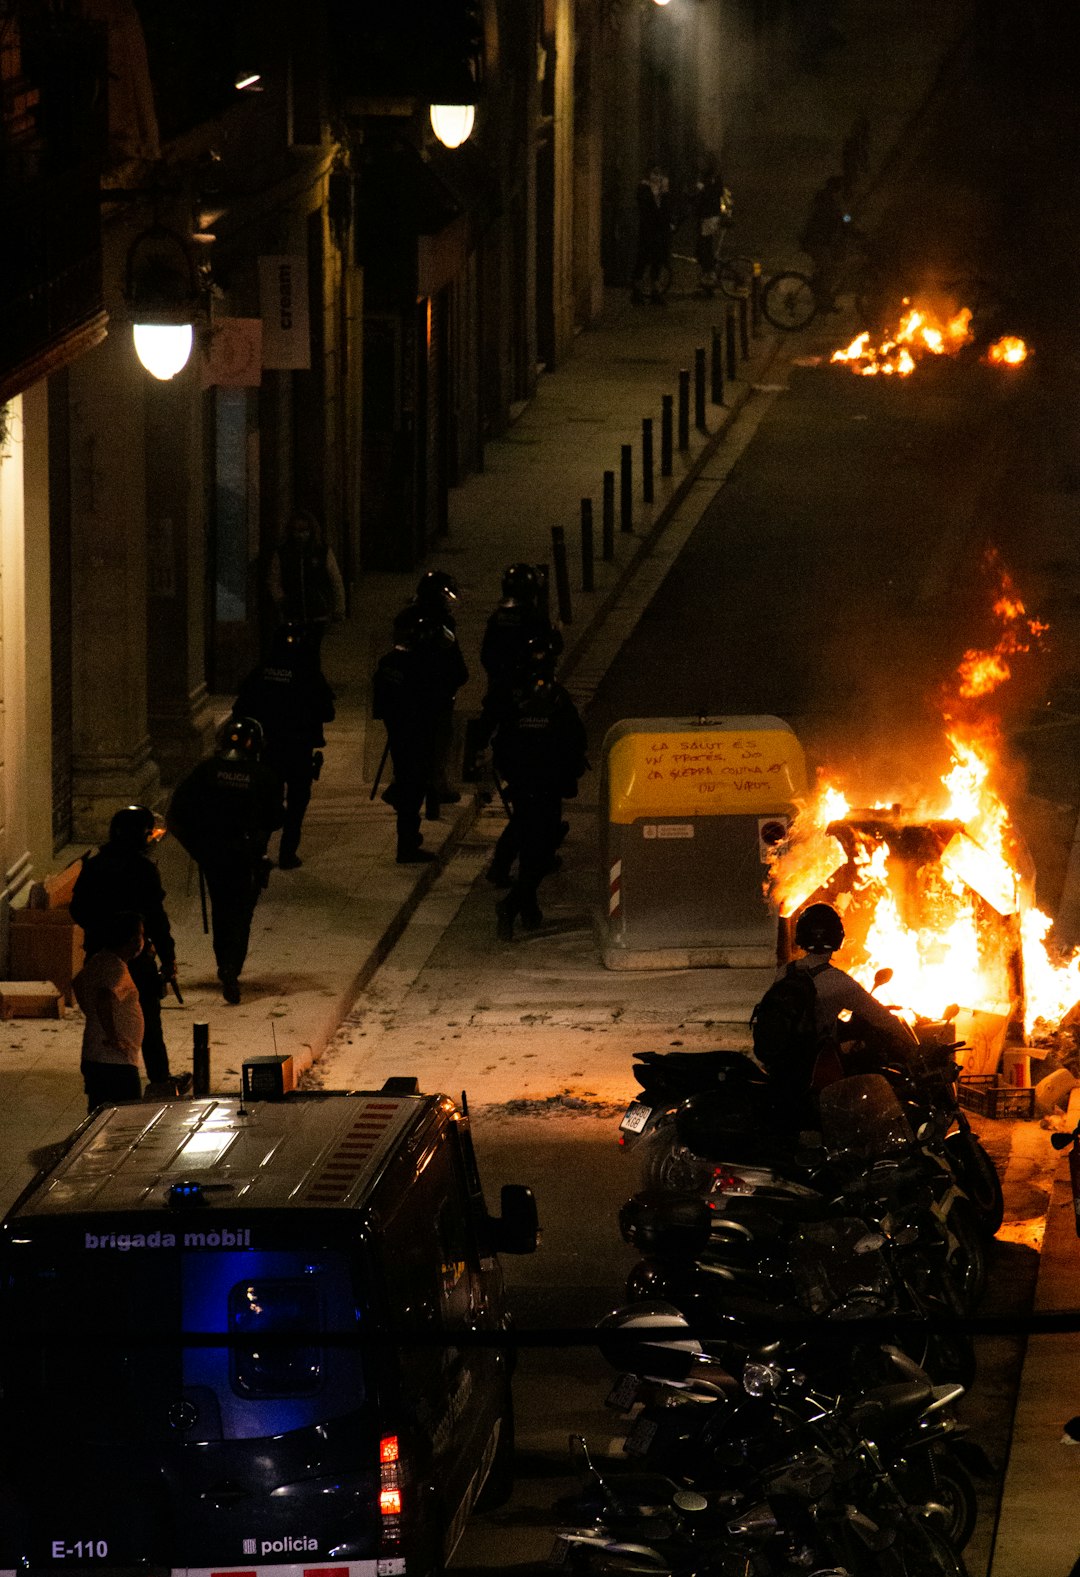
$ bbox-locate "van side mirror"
[488,1184,539,1255]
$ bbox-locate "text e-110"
[51,1540,109,1560]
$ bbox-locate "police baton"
[169,975,185,1006]
[198,865,209,935]
[369,735,391,801]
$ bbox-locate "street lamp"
[124,225,203,380]
[429,102,475,149]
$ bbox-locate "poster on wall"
[200,317,263,387]
[259,254,311,369]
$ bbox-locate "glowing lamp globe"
[133,322,194,380]
[430,103,475,149]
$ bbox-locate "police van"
[0,1082,539,1577]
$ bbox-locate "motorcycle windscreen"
[1,1229,377,1569]
[818,1072,916,1162]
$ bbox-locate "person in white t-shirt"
[73,909,146,1113]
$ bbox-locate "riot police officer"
[167,718,284,1003]
[491,651,587,940]
[471,564,564,772]
[373,609,445,864]
[233,624,335,870]
[397,570,468,809]
[70,804,190,1092]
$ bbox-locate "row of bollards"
[555,291,758,620]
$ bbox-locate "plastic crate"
[958,1074,1034,1119]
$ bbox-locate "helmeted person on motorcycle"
[752,901,917,1130]
[792,901,918,1064]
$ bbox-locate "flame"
[765,557,1075,1042]
[830,302,973,378]
[987,336,1029,365]
[831,304,1032,380]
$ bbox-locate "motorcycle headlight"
[742,1361,782,1397]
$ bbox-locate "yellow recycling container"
[599,715,808,969]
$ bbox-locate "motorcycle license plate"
[623,1415,659,1456]
[548,1534,571,1567]
[620,1100,653,1134]
[606,1372,642,1411]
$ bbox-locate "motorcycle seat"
[845,1377,934,1433]
[634,1049,768,1095]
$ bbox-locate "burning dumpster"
[599,715,808,969]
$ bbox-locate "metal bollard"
[620,444,633,532]
[580,497,594,593]
[642,416,654,504]
[711,325,724,405]
[678,369,690,451]
[694,347,707,431]
[551,525,573,623]
[193,1022,210,1097]
[738,294,750,360]
[725,306,737,382]
[661,395,673,477]
[602,470,615,561]
[751,261,763,337]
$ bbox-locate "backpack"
[750,961,829,1080]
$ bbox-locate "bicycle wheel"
[718,254,755,297]
[762,270,817,330]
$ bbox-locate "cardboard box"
[0,981,64,1020]
[9,908,83,1007]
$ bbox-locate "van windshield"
[2,1230,370,1444]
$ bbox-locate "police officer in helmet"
[470,563,564,778]
[373,608,445,863]
[233,623,335,871]
[491,645,587,940]
[70,804,191,1092]
[167,717,284,1003]
[393,569,468,810]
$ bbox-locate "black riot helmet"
[501,562,540,603]
[392,606,433,649]
[794,901,845,954]
[219,715,265,762]
[415,569,459,612]
[108,804,158,850]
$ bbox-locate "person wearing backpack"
[751,901,916,1125]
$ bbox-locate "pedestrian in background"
[266,508,345,656]
[691,157,728,291]
[233,623,335,870]
[71,805,190,1093]
[73,909,146,1113]
[402,570,468,810]
[632,165,674,303]
[167,717,284,1004]
[373,609,444,864]
[492,648,587,940]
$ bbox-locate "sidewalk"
[0,4,976,1217]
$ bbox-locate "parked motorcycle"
[551,1337,971,1574]
[596,1304,980,1552]
[620,1005,1003,1241]
[626,1076,987,1320]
